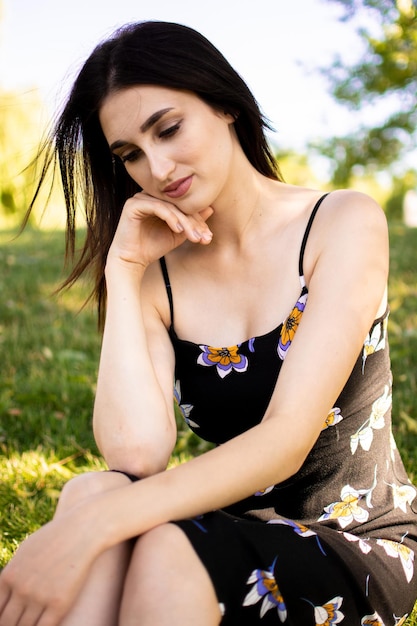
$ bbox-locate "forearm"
[93,260,176,475]
[89,416,307,551]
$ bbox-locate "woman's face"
[99,85,237,212]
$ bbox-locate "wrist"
[105,256,147,285]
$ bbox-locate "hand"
[0,511,99,626]
[107,192,214,269]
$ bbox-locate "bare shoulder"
[301,189,389,290]
[319,189,388,233]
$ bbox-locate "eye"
[159,122,181,139]
[121,149,142,164]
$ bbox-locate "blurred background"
[1,1,417,600]
[1,0,416,226]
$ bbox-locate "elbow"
[104,442,173,478]
[96,431,176,478]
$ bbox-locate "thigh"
[173,513,380,626]
[120,523,221,625]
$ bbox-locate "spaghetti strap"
[298,193,330,277]
[159,257,174,326]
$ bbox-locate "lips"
[163,175,193,199]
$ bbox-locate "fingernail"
[202,231,213,242]
[177,222,184,232]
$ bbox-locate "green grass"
[1,223,417,623]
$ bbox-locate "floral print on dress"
[174,380,199,428]
[315,599,344,625]
[254,485,275,496]
[322,407,343,431]
[342,531,372,554]
[197,344,248,378]
[390,483,417,513]
[361,612,385,625]
[277,292,308,360]
[362,317,387,372]
[243,558,287,621]
[318,469,378,529]
[303,596,344,625]
[376,539,415,583]
[268,518,317,538]
[350,386,391,454]
[269,518,328,555]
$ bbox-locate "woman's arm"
[92,262,177,476]
[92,192,214,476]
[86,190,391,545]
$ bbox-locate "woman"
[0,20,416,626]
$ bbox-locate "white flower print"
[362,318,387,372]
[390,483,417,513]
[350,386,391,454]
[174,380,198,427]
[342,531,372,554]
[376,538,415,583]
[318,468,377,529]
[319,484,370,529]
[361,611,385,625]
[322,407,343,431]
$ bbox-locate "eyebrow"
[109,107,175,152]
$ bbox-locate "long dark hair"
[30,21,282,326]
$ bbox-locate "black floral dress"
[159,194,417,626]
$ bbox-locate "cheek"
[124,161,149,191]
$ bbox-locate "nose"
[146,149,175,182]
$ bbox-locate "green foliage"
[0,91,46,220]
[314,0,417,185]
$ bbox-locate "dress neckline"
[169,284,308,349]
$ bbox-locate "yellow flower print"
[318,470,378,529]
[376,538,415,582]
[277,292,308,359]
[350,386,391,454]
[361,611,385,625]
[322,407,343,431]
[314,596,344,625]
[197,344,248,378]
[320,468,378,528]
[319,485,369,528]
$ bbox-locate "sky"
[0,0,365,154]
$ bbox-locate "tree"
[313,0,417,185]
[0,90,46,221]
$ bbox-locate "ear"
[224,109,239,124]
[215,108,239,124]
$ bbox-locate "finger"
[0,596,25,626]
[15,604,44,626]
[197,207,214,222]
[0,583,11,616]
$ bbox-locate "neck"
[209,158,277,247]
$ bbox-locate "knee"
[125,524,186,583]
[55,470,132,515]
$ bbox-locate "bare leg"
[120,523,222,626]
[53,471,134,626]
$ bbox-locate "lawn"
[1,222,417,623]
